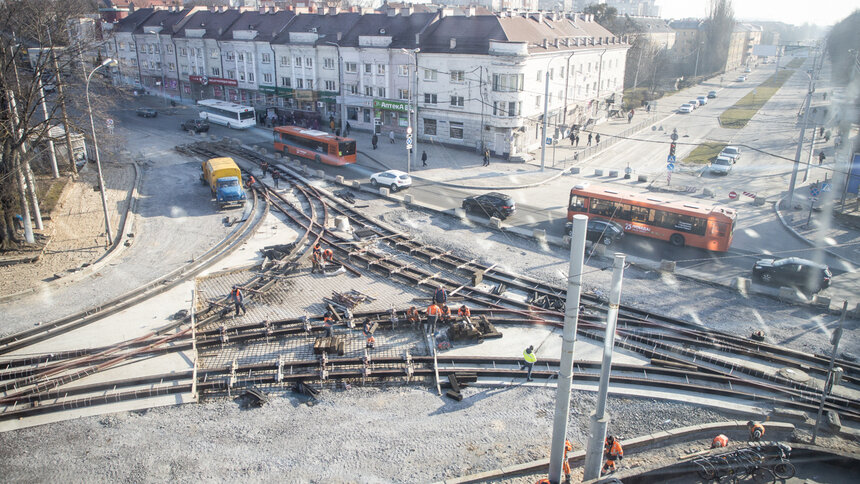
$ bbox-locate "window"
[398,64,408,76]
[248,72,254,83]
[424,118,437,136]
[119,42,126,51]
[281,76,291,87]
[295,56,302,67]
[424,93,437,104]
[196,48,202,58]
[377,64,385,74]
[449,121,464,139]
[306,79,313,89]
[237,53,244,61]
[263,73,272,83]
[325,80,336,91]
[493,101,506,116]
[365,86,373,96]
[155,45,160,54]
[324,58,335,69]
[167,45,173,54]
[305,57,313,67]
[377,87,386,97]
[212,67,220,76]
[364,63,372,73]
[262,53,271,64]
[509,101,520,117]
[345,62,357,73]
[492,74,524,92]
[168,62,175,72]
[535,95,541,108]
[423,69,437,81]
[549,68,554,80]
[536,70,541,81]
[349,84,359,94]
[227,69,235,80]
[296,78,304,89]
[148,45,154,54]
[226,52,234,61]
[559,66,565,78]
[239,72,245,81]
[211,49,219,58]
[450,70,465,82]
[280,55,290,66]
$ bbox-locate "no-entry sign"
[728,191,738,199]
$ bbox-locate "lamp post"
[324,41,347,138]
[86,58,117,245]
[632,25,652,90]
[401,48,420,174]
[787,72,814,208]
[693,41,704,79]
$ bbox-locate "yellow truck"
[200,157,246,208]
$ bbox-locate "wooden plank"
[445,389,463,401]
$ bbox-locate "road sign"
[809,185,820,197]
[667,155,676,163]
[406,143,413,150]
[743,191,756,199]
[667,163,675,172]
[728,191,738,199]
[406,126,413,135]
[106,118,114,127]
[545,137,553,145]
[822,182,832,192]
[811,196,818,202]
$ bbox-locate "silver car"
[709,155,734,175]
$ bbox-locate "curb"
[0,161,142,305]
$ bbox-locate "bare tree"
[703,0,735,75]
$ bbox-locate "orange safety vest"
[427,304,441,316]
[458,306,470,317]
[406,308,418,320]
[441,306,451,317]
[606,440,623,459]
[312,251,321,262]
[750,423,765,438]
[231,288,242,301]
[323,249,334,261]
[712,434,728,448]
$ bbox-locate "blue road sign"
[667,155,676,163]
[667,163,675,172]
[546,137,553,145]
[809,185,820,197]
[821,182,832,192]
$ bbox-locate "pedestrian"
[230,285,247,316]
[433,285,447,305]
[569,131,575,145]
[519,345,536,381]
[272,170,281,188]
[711,434,729,448]
[483,148,491,166]
[311,249,322,273]
[824,130,831,142]
[602,436,624,474]
[261,160,269,176]
[389,131,395,144]
[575,134,580,147]
[406,306,420,326]
[426,302,441,335]
[747,421,765,441]
[330,118,336,132]
[595,133,601,145]
[646,103,651,113]
[371,133,378,150]
[819,126,825,138]
[13,214,24,230]
[421,150,428,167]
[819,151,826,165]
[345,121,351,136]
[562,439,573,482]
[587,133,593,146]
[627,110,634,123]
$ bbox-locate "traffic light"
[670,142,676,156]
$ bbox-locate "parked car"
[462,192,516,220]
[566,219,625,246]
[678,103,694,114]
[370,169,411,191]
[752,257,832,293]
[182,119,209,133]
[744,67,752,73]
[689,99,700,108]
[707,90,717,99]
[719,145,741,162]
[136,107,158,118]
[709,155,734,175]
[736,75,746,82]
[697,95,708,105]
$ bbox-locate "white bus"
[197,99,256,129]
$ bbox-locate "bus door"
[568,192,589,218]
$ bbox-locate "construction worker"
[440,304,452,324]
[519,345,537,381]
[426,302,441,335]
[602,435,623,474]
[362,318,373,337]
[711,434,729,448]
[433,285,447,305]
[406,306,420,326]
[261,160,269,176]
[366,334,375,349]
[230,285,246,316]
[322,311,334,337]
[311,249,322,274]
[748,421,765,441]
[457,305,471,319]
[272,169,281,188]
[246,175,256,188]
[562,439,573,482]
[322,248,334,263]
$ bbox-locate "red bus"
[568,183,737,251]
[273,126,356,166]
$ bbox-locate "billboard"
[847,153,860,194]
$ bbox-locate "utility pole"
[324,42,346,139]
[539,70,549,172]
[412,50,419,159]
[38,77,60,178]
[812,301,847,444]
[787,73,814,208]
[693,42,702,79]
[546,214,588,484]
[584,254,626,480]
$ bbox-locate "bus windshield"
[239,111,255,120]
[339,141,356,156]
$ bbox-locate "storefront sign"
[189,75,238,87]
[258,84,277,94]
[373,99,409,112]
[295,89,315,101]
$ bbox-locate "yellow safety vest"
[523,350,537,363]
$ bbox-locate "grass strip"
[683,142,726,165]
[719,69,795,129]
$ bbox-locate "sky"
[656,0,858,26]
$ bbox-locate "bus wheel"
[670,234,685,247]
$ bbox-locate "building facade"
[105,7,628,157]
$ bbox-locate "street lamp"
[324,41,347,138]
[694,41,704,79]
[401,48,420,174]
[86,58,117,245]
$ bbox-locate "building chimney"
[388,7,397,17]
[450,37,456,49]
[467,6,475,17]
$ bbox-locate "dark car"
[462,192,516,220]
[182,119,209,133]
[752,257,832,293]
[567,219,625,246]
[136,107,158,118]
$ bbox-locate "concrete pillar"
[489,217,502,228]
[584,416,610,480]
[595,169,604,176]
[609,170,619,177]
[316,169,325,178]
[659,260,676,272]
[352,180,361,188]
[335,175,345,184]
[569,167,580,175]
[335,216,350,232]
[380,187,390,196]
[404,194,413,204]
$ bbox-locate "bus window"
[712,221,728,237]
[339,141,356,156]
[590,198,616,218]
[630,205,652,223]
[239,110,255,120]
[569,194,587,212]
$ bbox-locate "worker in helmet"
[562,439,573,482]
[748,421,765,441]
[711,434,729,448]
[602,435,623,474]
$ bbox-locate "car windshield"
[714,158,730,166]
[723,148,738,155]
[218,179,239,188]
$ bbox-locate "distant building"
[604,0,660,17]
[98,0,181,23]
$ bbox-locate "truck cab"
[201,157,246,208]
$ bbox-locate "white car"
[697,96,708,105]
[744,67,752,73]
[719,146,742,162]
[689,100,700,108]
[678,103,694,114]
[370,169,412,191]
[709,155,734,175]
[736,75,746,82]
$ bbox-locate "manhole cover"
[778,367,810,382]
